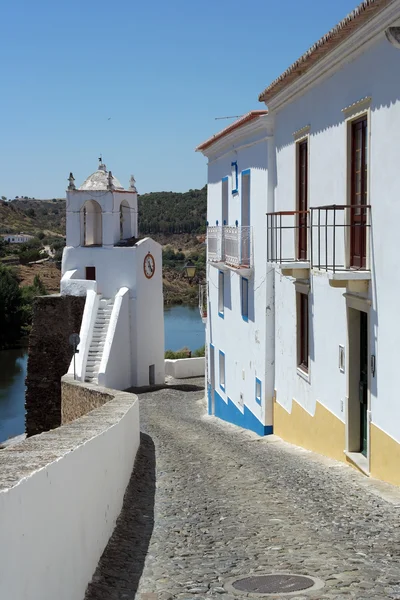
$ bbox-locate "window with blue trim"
[218,271,224,317]
[222,177,229,225]
[231,161,238,195]
[219,351,225,391]
[241,277,249,320]
[255,378,262,405]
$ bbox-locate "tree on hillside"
[0,265,24,349]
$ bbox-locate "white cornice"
[206,134,272,165]
[266,0,400,113]
[293,125,311,141]
[200,115,273,160]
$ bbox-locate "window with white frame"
[219,350,225,390]
[255,378,262,405]
[231,161,238,195]
[297,291,309,373]
[218,271,224,316]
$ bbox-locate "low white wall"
[61,269,97,296]
[98,287,131,390]
[165,357,205,379]
[0,381,140,600]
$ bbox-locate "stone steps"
[84,297,114,384]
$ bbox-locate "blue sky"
[1,0,359,199]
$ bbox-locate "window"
[297,139,308,260]
[222,177,229,225]
[241,277,248,320]
[218,271,224,317]
[297,292,309,372]
[350,116,368,268]
[219,350,225,391]
[231,161,238,195]
[255,378,262,405]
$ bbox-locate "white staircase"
[85,298,114,383]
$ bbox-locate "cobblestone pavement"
[86,382,400,600]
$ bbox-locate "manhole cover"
[225,573,325,597]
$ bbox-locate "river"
[0,305,205,444]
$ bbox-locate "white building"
[60,162,165,390]
[2,233,34,243]
[196,111,275,436]
[198,0,400,487]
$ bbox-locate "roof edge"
[196,110,268,153]
[258,0,394,104]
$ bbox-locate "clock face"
[144,253,155,279]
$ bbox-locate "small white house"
[2,233,34,243]
[196,111,275,436]
[60,162,165,390]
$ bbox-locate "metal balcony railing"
[310,204,371,272]
[266,211,309,264]
[199,283,207,320]
[207,226,223,262]
[206,226,253,269]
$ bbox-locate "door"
[359,311,368,456]
[350,117,368,268]
[85,266,96,280]
[209,344,215,415]
[297,139,308,260]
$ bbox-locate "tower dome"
[79,161,124,191]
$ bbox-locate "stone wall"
[25,294,85,437]
[61,377,113,424]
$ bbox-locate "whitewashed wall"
[206,122,275,431]
[273,31,400,444]
[0,385,140,600]
[131,238,165,387]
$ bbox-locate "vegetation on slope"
[0,198,65,235]
[0,265,47,349]
[138,187,207,235]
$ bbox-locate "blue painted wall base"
[213,390,273,437]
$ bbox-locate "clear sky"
[1,0,359,199]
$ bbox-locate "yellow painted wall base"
[370,424,400,487]
[274,396,346,464]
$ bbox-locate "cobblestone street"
[86,382,400,600]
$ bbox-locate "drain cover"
[225,573,324,597]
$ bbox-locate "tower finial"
[68,172,76,190]
[98,154,107,172]
[129,174,137,192]
[107,170,114,190]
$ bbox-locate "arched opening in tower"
[120,200,132,240]
[81,200,102,246]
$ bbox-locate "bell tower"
[61,160,165,390]
[66,159,138,249]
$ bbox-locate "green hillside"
[138,187,207,234]
[0,187,207,236]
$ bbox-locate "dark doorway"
[350,117,368,268]
[85,266,96,280]
[297,139,308,260]
[359,311,368,456]
[149,364,155,386]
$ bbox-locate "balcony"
[310,204,371,290]
[207,226,253,275]
[266,211,310,279]
[199,283,207,323]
